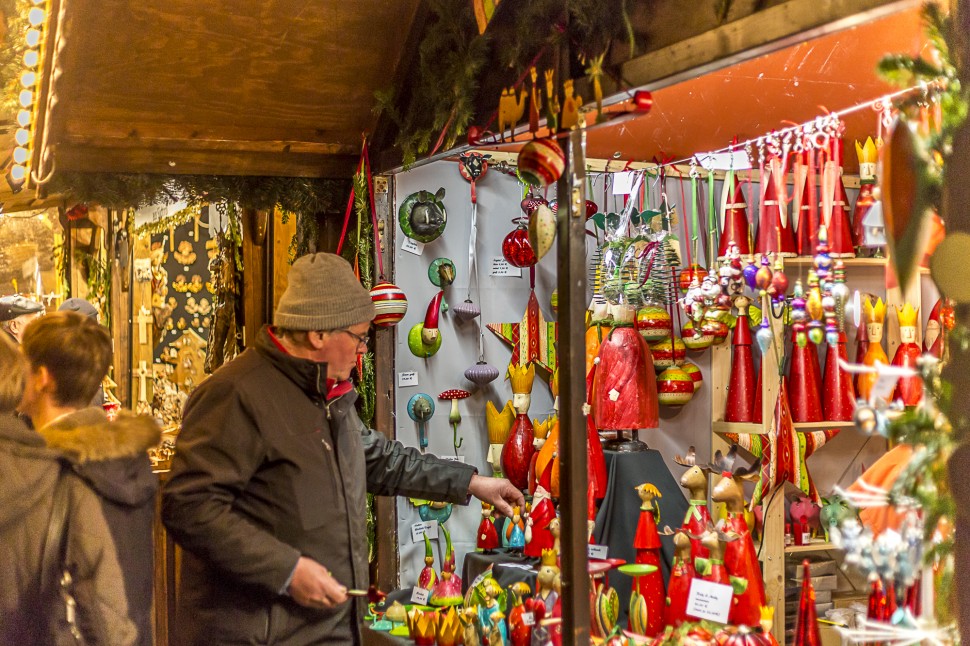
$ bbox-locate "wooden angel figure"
[502,364,537,491]
[891,303,922,406]
[632,483,666,636]
[505,505,526,550]
[856,296,888,402]
[663,529,697,628]
[477,579,508,644]
[535,549,561,614]
[508,582,539,646]
[674,455,712,560]
[477,502,499,552]
[712,459,767,628]
[524,464,556,558]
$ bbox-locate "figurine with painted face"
[477,502,500,552]
[857,296,888,402]
[891,304,922,406]
[535,549,560,614]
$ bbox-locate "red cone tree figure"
[725,297,756,422]
[794,560,823,646]
[632,483,666,637]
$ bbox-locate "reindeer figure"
[693,528,736,586]
[663,528,697,628]
[675,447,713,559]
[711,451,767,628]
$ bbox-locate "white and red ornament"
[370,282,408,327]
[517,138,566,187]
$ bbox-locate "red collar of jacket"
[265,327,354,401]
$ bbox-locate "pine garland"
[72,249,111,328]
[133,204,203,237]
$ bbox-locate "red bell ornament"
[503,218,538,268]
[592,308,659,430]
[517,138,566,187]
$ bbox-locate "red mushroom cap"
[439,389,471,400]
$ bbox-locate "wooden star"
[486,290,558,374]
[724,381,839,506]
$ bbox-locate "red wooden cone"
[787,337,823,422]
[502,413,536,490]
[796,174,818,256]
[825,179,856,257]
[822,332,856,421]
[753,368,763,423]
[718,173,751,258]
[756,166,797,256]
[794,560,823,646]
[725,312,756,421]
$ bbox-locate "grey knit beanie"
[274,253,375,330]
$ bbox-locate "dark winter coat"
[39,408,162,646]
[0,413,138,645]
[162,326,477,645]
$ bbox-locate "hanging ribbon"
[707,169,716,267]
[690,169,700,265]
[336,137,385,281]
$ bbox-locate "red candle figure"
[664,531,697,628]
[718,172,751,258]
[725,296,756,422]
[502,364,537,490]
[712,466,767,628]
[632,483,666,636]
[924,298,950,359]
[793,560,823,646]
[477,502,500,552]
[856,297,888,403]
[891,304,923,406]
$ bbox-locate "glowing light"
[17,110,31,127]
[20,71,36,88]
[19,90,33,107]
[13,147,28,164]
[15,129,29,146]
[23,50,38,67]
[26,29,40,47]
[27,7,45,26]
[10,166,26,182]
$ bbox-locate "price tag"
[410,520,439,543]
[685,578,733,623]
[440,455,466,463]
[402,237,425,256]
[587,544,609,560]
[397,371,419,387]
[410,587,431,605]
[490,257,522,277]
[870,369,900,403]
[522,612,535,626]
[611,171,635,195]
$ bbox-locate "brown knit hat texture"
[274,253,375,331]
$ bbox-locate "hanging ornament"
[635,304,672,343]
[408,291,444,358]
[487,290,558,374]
[370,282,408,328]
[407,393,435,452]
[399,188,448,243]
[452,299,481,322]
[528,202,557,261]
[717,170,751,257]
[458,152,489,203]
[754,256,773,298]
[742,256,759,291]
[755,315,773,355]
[681,361,703,392]
[503,218,539,268]
[681,321,714,350]
[657,365,694,406]
[649,336,686,372]
[464,360,499,386]
[517,138,566,187]
[679,264,704,293]
[633,90,653,113]
[755,149,797,257]
[819,137,855,258]
[768,256,788,302]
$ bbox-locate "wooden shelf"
[785,541,838,554]
[781,256,887,267]
[792,421,856,430]
[712,420,765,435]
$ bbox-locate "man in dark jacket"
[163,253,524,645]
[20,311,161,646]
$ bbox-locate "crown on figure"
[486,400,514,444]
[862,296,886,324]
[896,303,919,328]
[541,549,559,567]
[855,137,880,165]
[509,363,536,395]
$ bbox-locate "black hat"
[0,295,44,322]
[58,297,99,320]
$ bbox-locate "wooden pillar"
[130,233,154,413]
[241,209,271,347]
[108,209,131,406]
[557,127,591,642]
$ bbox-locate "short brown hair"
[22,311,112,408]
[0,333,26,413]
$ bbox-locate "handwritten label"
[522,612,535,626]
[397,371,419,387]
[685,578,733,623]
[410,587,431,605]
[587,544,609,560]
[402,237,425,256]
[410,520,439,543]
[440,455,466,463]
[870,370,900,403]
[490,257,522,277]
[611,171,635,195]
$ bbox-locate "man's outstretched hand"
[467,474,525,517]
[289,556,349,609]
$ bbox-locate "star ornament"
[724,381,839,506]
[487,290,558,374]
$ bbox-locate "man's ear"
[306,330,328,351]
[32,365,55,395]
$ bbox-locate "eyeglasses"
[335,328,370,349]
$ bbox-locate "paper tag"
[397,371,419,387]
[611,171,635,195]
[694,150,752,171]
[522,612,535,626]
[685,578,733,623]
[608,389,620,402]
[402,237,425,256]
[870,370,900,403]
[490,257,522,277]
[587,544,609,560]
[440,455,466,463]
[410,520,439,543]
[410,587,431,605]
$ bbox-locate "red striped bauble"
[681,361,703,392]
[657,366,694,406]
[370,282,408,327]
[517,138,566,187]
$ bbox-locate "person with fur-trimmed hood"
[0,331,137,644]
[20,311,161,646]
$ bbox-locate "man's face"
[310,321,371,382]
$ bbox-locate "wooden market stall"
[2,0,967,644]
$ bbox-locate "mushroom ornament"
[439,389,471,456]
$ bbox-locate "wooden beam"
[53,145,360,178]
[240,208,270,348]
[599,0,918,100]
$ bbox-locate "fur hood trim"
[40,409,162,464]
